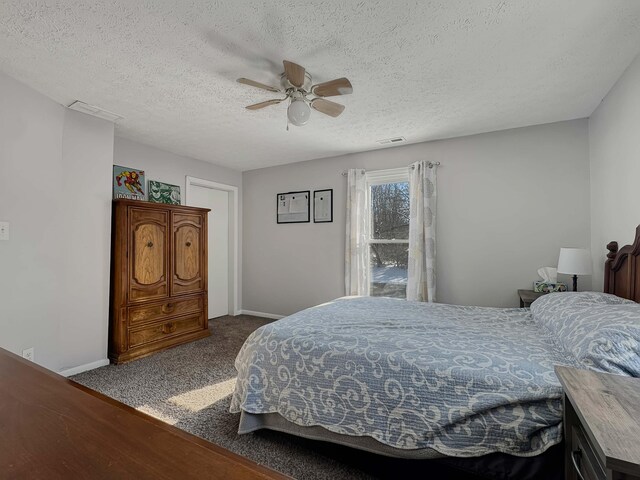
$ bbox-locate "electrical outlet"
[22,347,34,362]
[0,222,8,241]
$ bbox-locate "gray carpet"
[71,316,376,479]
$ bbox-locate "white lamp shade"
[287,99,311,126]
[557,248,592,276]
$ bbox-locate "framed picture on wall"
[148,180,181,205]
[313,189,333,223]
[113,165,145,200]
[277,191,310,224]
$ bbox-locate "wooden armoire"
[109,199,210,363]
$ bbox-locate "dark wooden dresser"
[0,348,289,479]
[517,289,547,307]
[110,200,210,363]
[556,366,640,480]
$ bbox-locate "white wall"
[113,136,243,313]
[0,72,114,373]
[589,54,640,291]
[0,73,244,373]
[243,120,591,316]
[114,137,241,202]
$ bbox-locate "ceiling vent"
[376,136,406,145]
[67,101,123,122]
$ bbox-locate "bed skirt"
[238,411,444,459]
[237,411,563,480]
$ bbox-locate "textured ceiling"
[1,1,640,171]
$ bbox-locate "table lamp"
[557,248,592,292]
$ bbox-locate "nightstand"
[517,289,546,308]
[555,366,640,480]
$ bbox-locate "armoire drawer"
[128,314,204,348]
[128,296,204,326]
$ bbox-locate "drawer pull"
[161,303,175,313]
[147,241,154,248]
[571,449,586,480]
[162,322,176,334]
[185,241,192,247]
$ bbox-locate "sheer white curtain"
[407,161,437,302]
[345,168,368,296]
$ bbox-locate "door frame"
[185,176,240,316]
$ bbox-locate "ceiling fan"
[237,60,353,127]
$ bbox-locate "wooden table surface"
[555,366,640,476]
[0,348,290,480]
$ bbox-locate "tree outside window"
[369,181,409,298]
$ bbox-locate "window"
[366,168,410,298]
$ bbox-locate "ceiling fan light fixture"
[238,60,351,127]
[287,99,311,126]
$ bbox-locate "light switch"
[0,222,9,241]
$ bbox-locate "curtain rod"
[340,161,440,176]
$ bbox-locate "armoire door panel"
[172,213,205,296]
[133,223,165,284]
[129,207,169,302]
[175,225,200,280]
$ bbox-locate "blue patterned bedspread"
[230,296,578,457]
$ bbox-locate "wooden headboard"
[604,225,640,302]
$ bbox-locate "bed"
[230,227,640,477]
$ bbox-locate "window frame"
[365,167,410,297]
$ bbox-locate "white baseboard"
[239,309,284,320]
[59,358,110,377]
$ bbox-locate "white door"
[188,185,229,318]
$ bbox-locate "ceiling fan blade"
[237,78,280,93]
[245,99,284,110]
[283,60,306,88]
[311,98,345,117]
[311,77,353,97]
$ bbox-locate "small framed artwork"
[113,165,145,200]
[148,180,181,205]
[313,189,333,223]
[277,191,310,224]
